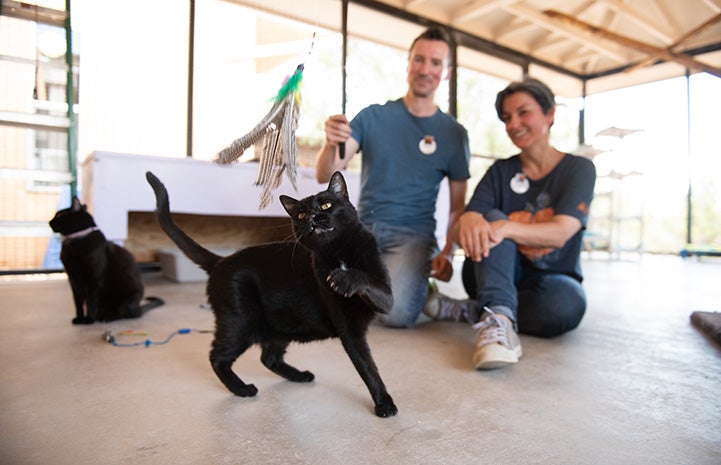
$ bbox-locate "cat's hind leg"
[260,341,314,382]
[209,322,258,397]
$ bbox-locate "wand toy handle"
[339,141,345,160]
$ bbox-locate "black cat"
[49,197,164,324]
[145,171,397,418]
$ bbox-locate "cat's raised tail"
[145,171,221,274]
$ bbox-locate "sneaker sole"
[472,344,519,370]
[474,358,518,370]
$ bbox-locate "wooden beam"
[625,13,721,73]
[450,0,510,25]
[507,3,628,63]
[603,0,676,43]
[543,9,721,77]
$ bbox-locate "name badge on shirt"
[510,172,529,194]
[419,135,437,155]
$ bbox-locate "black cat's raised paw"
[327,268,356,298]
[375,401,398,418]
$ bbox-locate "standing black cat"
[145,170,397,417]
[49,197,164,324]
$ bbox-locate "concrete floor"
[1,254,720,465]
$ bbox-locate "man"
[316,27,471,328]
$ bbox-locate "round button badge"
[418,135,437,155]
[510,172,529,194]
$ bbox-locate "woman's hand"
[458,212,500,262]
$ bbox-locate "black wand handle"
[339,142,345,160]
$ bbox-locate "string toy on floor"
[215,33,316,209]
[101,328,213,348]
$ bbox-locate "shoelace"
[472,307,510,347]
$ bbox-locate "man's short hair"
[409,26,453,65]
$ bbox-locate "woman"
[425,78,596,370]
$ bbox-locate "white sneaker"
[423,292,477,323]
[472,307,522,370]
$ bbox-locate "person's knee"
[377,311,416,329]
[376,293,425,328]
[518,274,587,337]
[518,302,585,337]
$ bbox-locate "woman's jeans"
[368,223,437,328]
[460,211,587,338]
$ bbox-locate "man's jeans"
[368,223,437,328]
[460,210,586,338]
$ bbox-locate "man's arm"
[430,178,467,282]
[442,178,467,256]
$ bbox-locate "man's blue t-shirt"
[350,99,471,238]
[466,154,596,281]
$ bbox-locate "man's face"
[406,38,450,98]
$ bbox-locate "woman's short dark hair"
[495,78,556,121]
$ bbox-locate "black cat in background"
[49,197,163,324]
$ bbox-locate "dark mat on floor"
[690,311,721,347]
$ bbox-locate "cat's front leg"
[339,334,397,418]
[85,288,101,322]
[69,281,92,325]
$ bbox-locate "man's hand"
[430,253,453,282]
[324,114,351,147]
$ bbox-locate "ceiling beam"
[504,3,629,63]
[701,0,721,13]
[1,0,66,27]
[543,9,721,77]
[450,0,512,25]
[601,0,676,43]
[625,12,721,73]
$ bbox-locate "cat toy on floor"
[102,328,213,348]
[215,61,306,209]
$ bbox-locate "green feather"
[273,64,304,103]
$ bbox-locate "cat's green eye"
[321,202,332,210]
[297,212,307,220]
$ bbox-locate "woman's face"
[500,91,555,151]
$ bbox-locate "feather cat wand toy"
[215,63,304,209]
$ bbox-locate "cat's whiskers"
[280,230,298,242]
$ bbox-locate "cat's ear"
[328,171,349,199]
[71,197,83,211]
[279,195,299,216]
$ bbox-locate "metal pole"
[685,69,692,245]
[341,0,347,115]
[65,0,77,199]
[186,0,195,157]
[448,30,457,117]
[339,0,347,159]
[579,80,587,145]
